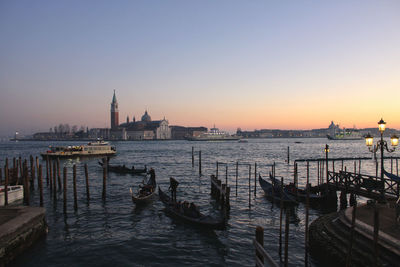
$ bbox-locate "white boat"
[41,140,116,159]
[186,126,240,141]
[0,185,24,205]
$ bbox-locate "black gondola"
[158,187,225,230]
[98,161,147,175]
[258,174,298,206]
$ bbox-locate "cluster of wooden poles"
[210,174,230,218]
[1,156,109,213]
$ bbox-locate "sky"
[1,0,400,136]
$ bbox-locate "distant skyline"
[1,1,400,137]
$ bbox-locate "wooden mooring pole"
[53,161,57,198]
[4,159,9,206]
[102,159,107,200]
[23,162,29,205]
[49,159,53,190]
[57,158,62,191]
[85,164,90,201]
[39,165,43,207]
[248,165,251,209]
[287,146,290,164]
[73,164,78,211]
[63,167,67,213]
[30,155,35,190]
[236,161,238,196]
[225,164,228,185]
[191,147,194,168]
[199,151,202,176]
[46,156,49,186]
[254,163,257,197]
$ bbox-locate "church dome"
[141,110,151,122]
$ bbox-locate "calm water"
[1,138,395,266]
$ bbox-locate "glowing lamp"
[391,135,399,147]
[324,144,330,153]
[378,118,386,134]
[365,133,374,147]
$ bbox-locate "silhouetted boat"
[130,177,156,204]
[158,187,225,230]
[98,161,147,175]
[258,175,298,206]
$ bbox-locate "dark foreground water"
[1,138,395,266]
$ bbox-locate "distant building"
[170,126,208,139]
[110,90,119,129]
[118,110,171,140]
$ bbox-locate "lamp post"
[324,144,329,185]
[365,118,399,202]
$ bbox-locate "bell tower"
[110,90,119,129]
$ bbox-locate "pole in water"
[85,164,90,201]
[191,146,194,168]
[235,161,238,196]
[199,151,202,176]
[73,164,77,211]
[287,146,290,164]
[225,165,228,186]
[102,159,107,200]
[57,158,61,191]
[254,162,257,196]
[4,159,9,206]
[39,165,43,207]
[248,165,251,209]
[63,167,67,213]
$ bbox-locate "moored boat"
[158,187,225,230]
[98,161,147,175]
[0,185,24,206]
[259,175,298,206]
[41,140,116,159]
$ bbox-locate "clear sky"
[1,0,399,136]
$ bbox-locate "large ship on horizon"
[186,126,240,141]
[326,128,363,140]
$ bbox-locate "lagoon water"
[0,138,392,266]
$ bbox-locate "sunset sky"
[1,1,400,136]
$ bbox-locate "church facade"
[109,91,171,140]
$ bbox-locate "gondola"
[258,175,298,206]
[98,161,147,175]
[269,174,325,205]
[158,187,226,230]
[130,179,156,205]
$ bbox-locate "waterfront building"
[119,111,171,140]
[110,90,119,129]
[170,126,208,139]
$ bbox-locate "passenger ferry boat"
[41,140,116,159]
[327,128,363,140]
[186,126,240,141]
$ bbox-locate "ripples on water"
[1,138,396,266]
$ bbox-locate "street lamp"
[364,118,399,202]
[324,144,329,185]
